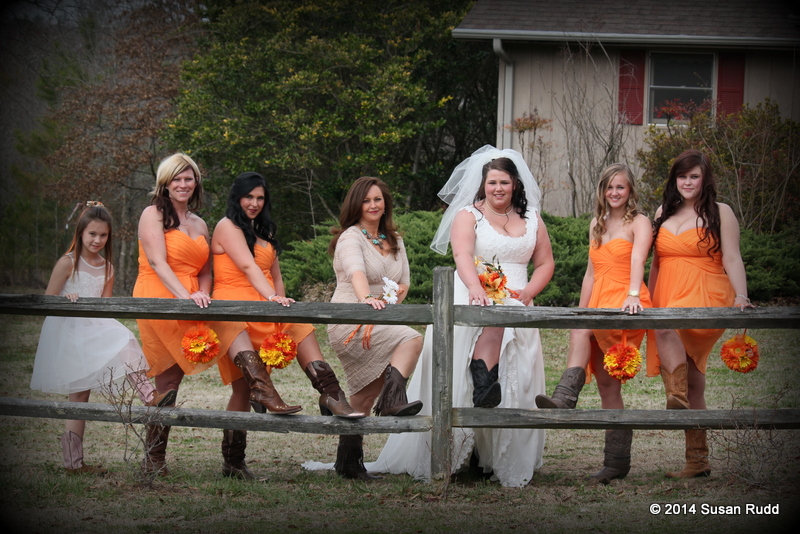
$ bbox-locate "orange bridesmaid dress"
[585,239,652,380]
[647,228,734,376]
[212,243,315,383]
[132,229,246,380]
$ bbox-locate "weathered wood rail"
[2,266,799,480]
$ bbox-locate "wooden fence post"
[430,267,454,480]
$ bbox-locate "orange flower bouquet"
[475,256,511,305]
[602,333,642,384]
[181,324,221,364]
[720,330,759,373]
[259,330,298,369]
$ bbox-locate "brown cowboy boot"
[221,429,256,480]
[589,429,633,484]
[304,361,365,419]
[142,423,171,477]
[334,435,381,480]
[535,367,586,409]
[234,350,302,414]
[373,365,423,416]
[61,431,108,476]
[661,363,690,410]
[666,429,711,478]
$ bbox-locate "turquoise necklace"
[360,224,386,249]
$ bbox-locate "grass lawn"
[1,310,799,533]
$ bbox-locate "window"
[648,52,714,123]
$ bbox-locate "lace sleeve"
[336,228,366,281]
[397,237,410,286]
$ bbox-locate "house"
[452,0,800,216]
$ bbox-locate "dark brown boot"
[334,435,381,480]
[589,429,633,484]
[221,429,256,480]
[470,359,502,408]
[666,429,711,478]
[661,363,690,409]
[373,365,423,416]
[234,350,302,414]
[142,423,171,477]
[61,431,108,476]
[535,367,586,409]
[304,361,365,419]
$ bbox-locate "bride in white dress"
[366,145,555,487]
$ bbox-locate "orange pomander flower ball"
[259,332,298,370]
[181,325,221,364]
[720,333,759,373]
[603,343,642,384]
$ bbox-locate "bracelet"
[267,294,279,301]
[361,294,374,302]
[735,294,750,303]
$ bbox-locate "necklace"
[360,224,386,249]
[486,204,511,217]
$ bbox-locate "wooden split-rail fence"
[2,266,799,480]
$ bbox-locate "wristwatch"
[627,290,640,297]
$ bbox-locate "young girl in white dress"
[30,203,174,475]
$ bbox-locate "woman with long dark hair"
[649,149,754,479]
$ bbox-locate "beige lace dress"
[327,225,422,394]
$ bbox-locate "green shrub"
[740,225,800,301]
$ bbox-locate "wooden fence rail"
[2,266,799,481]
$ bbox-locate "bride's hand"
[469,289,490,307]
[514,289,533,306]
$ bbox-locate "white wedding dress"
[30,254,149,394]
[365,206,546,487]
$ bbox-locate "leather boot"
[589,429,633,484]
[234,350,302,414]
[373,365,423,416]
[221,429,256,480]
[470,359,502,408]
[61,431,108,476]
[666,429,711,478]
[334,435,381,480]
[535,367,586,409]
[661,363,690,409]
[142,423,171,477]
[304,361,365,419]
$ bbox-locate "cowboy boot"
[61,431,107,476]
[535,367,586,409]
[304,361,365,419]
[666,429,711,478]
[589,429,633,484]
[127,371,178,407]
[142,423,171,477]
[334,435,381,480]
[373,365,423,416]
[234,350,302,415]
[221,429,256,480]
[470,359,502,408]
[661,363,690,410]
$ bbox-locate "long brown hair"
[65,204,114,283]
[150,153,203,230]
[653,149,720,255]
[591,163,640,248]
[328,176,400,257]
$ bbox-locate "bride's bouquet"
[475,256,511,305]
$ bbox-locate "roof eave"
[452,28,800,49]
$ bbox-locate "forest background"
[1,0,798,303]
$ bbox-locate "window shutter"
[618,50,645,125]
[717,53,745,115]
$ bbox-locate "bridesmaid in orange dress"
[133,154,299,477]
[649,149,754,479]
[211,173,364,418]
[536,163,652,484]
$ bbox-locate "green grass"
[1,312,799,533]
